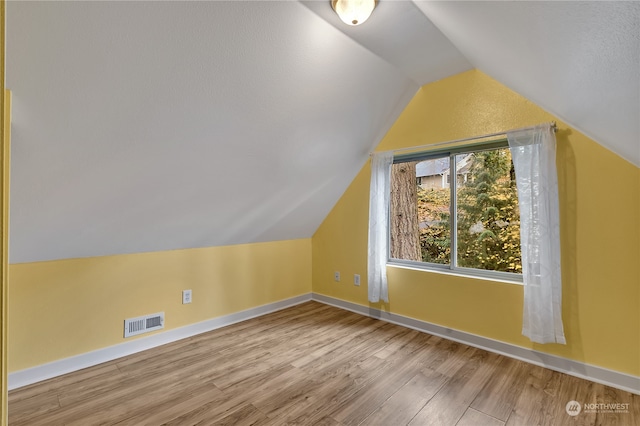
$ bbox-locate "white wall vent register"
[124,312,165,338]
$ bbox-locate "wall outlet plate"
[334,271,340,282]
[354,274,360,286]
[182,289,192,304]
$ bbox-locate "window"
[389,140,522,281]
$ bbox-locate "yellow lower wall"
[312,70,640,377]
[9,238,311,372]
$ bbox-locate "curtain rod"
[373,122,557,156]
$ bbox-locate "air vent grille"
[124,312,164,338]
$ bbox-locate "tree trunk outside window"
[390,162,421,261]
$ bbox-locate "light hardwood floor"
[8,301,639,425]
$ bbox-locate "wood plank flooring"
[8,301,639,425]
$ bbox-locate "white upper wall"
[6,1,639,263]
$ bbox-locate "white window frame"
[387,139,523,284]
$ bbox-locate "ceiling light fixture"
[331,0,377,26]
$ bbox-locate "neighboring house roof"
[416,158,449,177]
[416,154,472,178]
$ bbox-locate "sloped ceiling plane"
[7,1,639,263]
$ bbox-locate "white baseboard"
[311,293,640,396]
[10,292,639,396]
[8,293,312,391]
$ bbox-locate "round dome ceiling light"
[331,0,377,26]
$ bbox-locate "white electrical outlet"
[334,271,341,282]
[182,289,192,304]
[354,274,360,286]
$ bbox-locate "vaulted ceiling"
[7,1,639,263]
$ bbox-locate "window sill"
[386,261,523,286]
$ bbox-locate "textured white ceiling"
[415,0,640,165]
[6,1,640,263]
[7,1,418,262]
[302,0,472,84]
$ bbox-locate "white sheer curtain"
[507,124,565,344]
[367,151,393,303]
